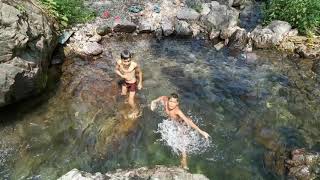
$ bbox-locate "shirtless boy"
[115,50,143,110]
[150,93,209,169]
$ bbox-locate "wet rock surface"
[0,0,58,107]
[58,166,209,180]
[250,21,292,48]
[286,149,320,180]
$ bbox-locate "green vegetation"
[263,0,320,34]
[192,3,203,13]
[38,0,95,27]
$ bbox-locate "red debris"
[102,10,110,19]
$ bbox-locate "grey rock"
[209,29,220,40]
[175,20,192,36]
[286,149,320,180]
[228,0,234,6]
[280,41,295,52]
[214,42,225,50]
[202,1,239,31]
[250,26,274,48]
[139,19,154,33]
[88,34,102,42]
[220,26,241,39]
[250,21,291,49]
[113,19,137,33]
[190,23,201,37]
[0,1,57,107]
[161,18,174,36]
[59,166,209,180]
[287,29,299,37]
[228,28,249,51]
[155,28,163,40]
[266,21,291,36]
[96,25,112,36]
[232,0,245,7]
[177,8,200,21]
[295,45,319,59]
[0,59,42,106]
[82,42,103,56]
[200,3,211,16]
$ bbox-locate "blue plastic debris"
[128,5,144,13]
[153,4,160,13]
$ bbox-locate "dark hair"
[169,93,179,100]
[121,50,131,59]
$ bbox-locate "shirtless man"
[115,50,143,110]
[150,93,209,169]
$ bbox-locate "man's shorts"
[124,81,137,92]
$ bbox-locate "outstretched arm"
[178,111,209,139]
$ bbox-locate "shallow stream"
[0,36,319,179]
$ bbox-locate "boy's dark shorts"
[124,81,137,92]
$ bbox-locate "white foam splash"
[156,119,212,155]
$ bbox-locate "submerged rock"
[58,166,209,180]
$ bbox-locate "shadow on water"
[0,65,62,126]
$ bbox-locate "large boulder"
[250,21,292,48]
[177,7,201,21]
[0,1,58,107]
[201,1,239,31]
[58,166,209,180]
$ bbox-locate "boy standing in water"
[150,93,209,169]
[115,50,143,112]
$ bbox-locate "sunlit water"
[0,36,319,179]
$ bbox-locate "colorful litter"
[128,5,144,13]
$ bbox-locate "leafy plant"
[38,0,95,27]
[263,0,320,34]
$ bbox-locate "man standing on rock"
[115,50,143,116]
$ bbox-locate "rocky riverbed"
[1,0,320,179]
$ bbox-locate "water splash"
[156,119,212,155]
